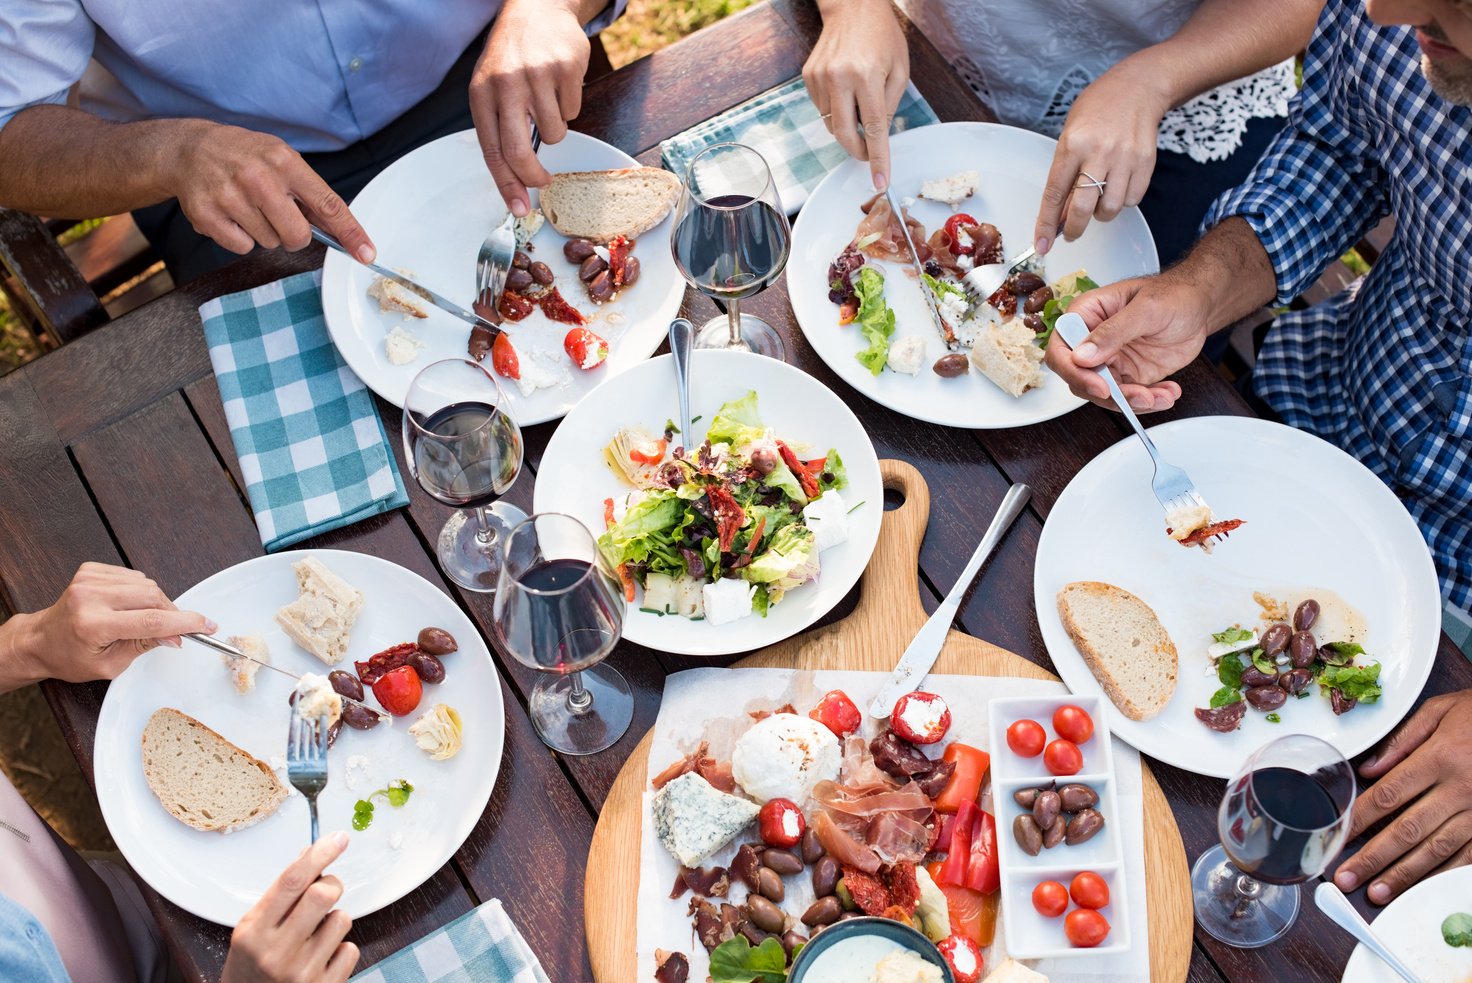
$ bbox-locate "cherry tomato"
[372,665,422,717]
[809,690,862,738]
[1043,738,1083,776]
[757,798,806,848]
[936,935,984,983]
[1065,908,1111,948]
[1006,719,1046,758]
[563,327,609,369]
[1053,704,1095,745]
[1070,871,1110,910]
[890,692,951,745]
[943,213,979,255]
[1031,879,1069,918]
[490,332,519,380]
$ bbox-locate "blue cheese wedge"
[650,772,759,867]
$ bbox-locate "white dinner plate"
[1342,866,1472,981]
[788,121,1159,429]
[533,349,883,656]
[1033,417,1442,779]
[321,129,685,422]
[94,550,504,925]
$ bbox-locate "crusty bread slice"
[367,276,428,318]
[539,167,680,242]
[1057,581,1178,721]
[969,318,1045,398]
[141,708,287,833]
[221,634,268,694]
[275,556,363,665]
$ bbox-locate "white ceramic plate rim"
[1341,865,1472,981]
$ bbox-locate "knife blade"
[882,186,959,352]
[184,632,390,721]
[869,483,1032,718]
[312,227,502,338]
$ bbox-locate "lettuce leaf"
[596,492,683,571]
[818,448,848,493]
[1319,662,1383,703]
[709,937,787,983]
[705,391,765,448]
[852,266,895,375]
[1037,272,1099,344]
[741,524,820,601]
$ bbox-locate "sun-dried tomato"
[538,286,586,326]
[497,291,535,322]
[356,642,418,686]
[707,486,746,553]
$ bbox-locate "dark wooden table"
[2,2,1466,980]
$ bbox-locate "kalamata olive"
[1023,286,1054,314]
[836,910,864,922]
[1289,630,1318,668]
[1240,665,1279,688]
[1023,312,1046,333]
[1065,808,1105,845]
[505,268,533,293]
[1330,688,1357,715]
[1261,623,1292,656]
[800,827,824,865]
[529,261,554,286]
[1042,818,1066,849]
[512,251,530,270]
[587,270,615,303]
[1294,599,1321,632]
[971,224,1002,262]
[780,930,808,958]
[1195,700,1246,732]
[738,922,769,946]
[328,670,364,702]
[1245,685,1288,711]
[620,255,641,286]
[802,896,841,926]
[933,353,970,377]
[732,844,762,892]
[763,848,803,876]
[1013,787,1041,809]
[1009,271,1046,294]
[564,238,596,263]
[417,627,458,655]
[579,255,608,282]
[750,446,779,476]
[1279,668,1313,695]
[326,718,343,747]
[756,866,784,902]
[1033,790,1062,831]
[410,652,446,684]
[1014,814,1044,856]
[1057,783,1099,812]
[811,856,839,897]
[745,895,785,933]
[341,701,381,731]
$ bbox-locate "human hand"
[222,832,357,983]
[1033,65,1169,254]
[804,0,909,190]
[8,563,215,686]
[167,121,375,262]
[471,0,590,216]
[1333,691,1472,905]
[1043,274,1207,412]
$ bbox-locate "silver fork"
[287,712,330,844]
[1053,311,1229,548]
[960,243,1039,306]
[475,124,543,316]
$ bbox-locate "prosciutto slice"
[650,741,736,793]
[814,811,882,873]
[812,779,932,821]
[855,194,932,264]
[868,811,933,865]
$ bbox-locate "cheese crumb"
[384,325,423,365]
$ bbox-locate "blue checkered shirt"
[1204,0,1472,613]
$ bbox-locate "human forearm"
[1168,216,1278,332]
[0,612,46,695]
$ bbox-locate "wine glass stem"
[1231,873,1263,920]
[473,506,496,546]
[727,297,742,347]
[566,670,593,715]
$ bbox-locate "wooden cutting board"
[585,459,1193,981]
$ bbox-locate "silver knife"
[184,632,390,721]
[882,186,959,351]
[869,483,1032,718]
[312,227,502,338]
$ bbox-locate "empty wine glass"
[1193,734,1357,947]
[402,358,525,592]
[671,142,791,359]
[492,512,632,755]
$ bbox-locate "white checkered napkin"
[199,270,409,552]
[349,900,551,983]
[659,77,940,213]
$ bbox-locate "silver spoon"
[1313,882,1422,983]
[668,317,694,451]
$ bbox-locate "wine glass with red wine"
[492,512,632,755]
[671,142,791,359]
[1192,734,1357,947]
[402,359,525,592]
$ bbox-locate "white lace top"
[895,0,1297,163]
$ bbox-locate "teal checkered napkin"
[660,77,939,213]
[349,900,551,983]
[199,270,409,551]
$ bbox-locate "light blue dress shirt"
[0,0,623,151]
[0,893,69,983]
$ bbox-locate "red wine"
[673,193,790,302]
[409,401,521,509]
[500,558,620,674]
[1221,766,1345,884]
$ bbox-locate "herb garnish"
[351,779,414,831]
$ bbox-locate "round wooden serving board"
[585,460,1193,981]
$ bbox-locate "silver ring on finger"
[820,113,833,121]
[1077,170,1107,192]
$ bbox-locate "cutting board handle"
[842,459,932,650]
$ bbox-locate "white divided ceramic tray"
[988,694,1129,960]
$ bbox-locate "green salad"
[597,392,852,626]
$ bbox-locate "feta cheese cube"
[650,772,759,867]
[887,335,927,375]
[702,577,755,626]
[803,490,850,553]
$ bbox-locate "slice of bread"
[221,635,268,694]
[1057,581,1178,721]
[969,318,1045,398]
[367,276,428,318]
[539,167,680,242]
[275,556,363,665]
[141,708,287,833]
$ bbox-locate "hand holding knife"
[184,632,390,722]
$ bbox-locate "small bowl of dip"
[788,916,955,983]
